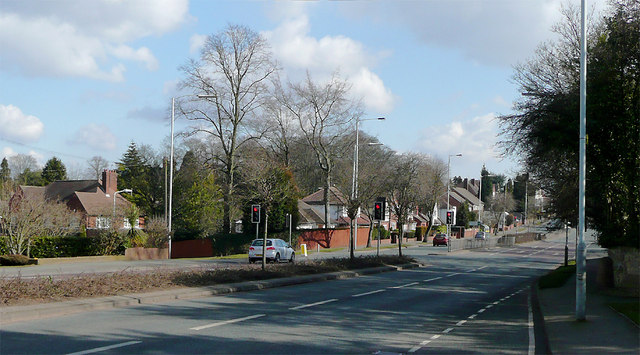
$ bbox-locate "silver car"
[248,238,295,264]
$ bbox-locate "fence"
[448,232,546,251]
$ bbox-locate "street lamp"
[113,189,132,228]
[168,94,214,259]
[351,117,385,256]
[447,153,462,252]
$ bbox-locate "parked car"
[248,238,295,264]
[474,232,487,240]
[432,233,449,246]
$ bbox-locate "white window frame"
[96,216,111,229]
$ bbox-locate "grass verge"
[538,260,576,289]
[609,302,640,325]
[0,255,414,307]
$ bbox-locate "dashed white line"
[352,289,385,298]
[446,273,460,277]
[443,327,454,334]
[424,276,443,282]
[66,341,142,355]
[468,314,477,319]
[486,304,494,309]
[390,282,419,289]
[477,266,488,270]
[478,309,486,313]
[456,320,467,326]
[466,268,477,272]
[289,299,338,310]
[191,314,266,330]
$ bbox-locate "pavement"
[537,255,640,354]
[2,234,639,354]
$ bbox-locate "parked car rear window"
[251,240,272,246]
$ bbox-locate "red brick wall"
[298,227,371,249]
[171,239,213,258]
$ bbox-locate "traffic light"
[251,205,260,224]
[446,210,453,225]
[374,201,383,220]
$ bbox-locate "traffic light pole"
[377,221,381,257]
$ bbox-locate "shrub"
[145,216,169,248]
[0,254,31,266]
[404,231,415,238]
[92,229,127,255]
[210,233,255,256]
[415,226,428,241]
[30,235,95,258]
[372,227,390,240]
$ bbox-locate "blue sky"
[0,0,607,179]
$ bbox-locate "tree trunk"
[398,223,403,257]
[366,220,373,248]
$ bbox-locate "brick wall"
[298,227,372,249]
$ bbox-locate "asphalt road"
[1,230,601,354]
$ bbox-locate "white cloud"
[68,124,117,151]
[0,104,44,143]
[189,34,208,54]
[263,13,396,113]
[493,95,509,107]
[0,0,188,80]
[415,113,505,175]
[1,147,17,159]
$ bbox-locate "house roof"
[45,180,100,202]
[19,186,45,200]
[452,187,482,207]
[336,215,371,226]
[301,186,348,205]
[297,200,325,225]
[74,191,131,216]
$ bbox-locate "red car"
[433,233,449,246]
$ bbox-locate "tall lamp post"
[351,117,385,256]
[168,94,214,259]
[447,153,462,252]
[113,189,133,228]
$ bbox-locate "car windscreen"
[251,240,272,246]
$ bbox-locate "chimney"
[101,169,117,195]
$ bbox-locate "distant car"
[433,233,449,246]
[248,238,295,264]
[475,232,487,240]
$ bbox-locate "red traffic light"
[253,207,258,212]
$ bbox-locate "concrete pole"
[576,0,588,321]
[168,98,175,260]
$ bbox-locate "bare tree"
[180,24,277,234]
[386,153,423,257]
[8,154,38,181]
[486,192,516,234]
[0,193,81,256]
[416,155,447,239]
[86,156,110,180]
[279,72,361,238]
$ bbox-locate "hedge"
[0,234,127,258]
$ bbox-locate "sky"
[0,0,609,180]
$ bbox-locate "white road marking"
[424,276,443,282]
[466,268,477,272]
[492,301,500,305]
[528,291,535,355]
[486,304,494,309]
[66,341,141,355]
[390,282,419,289]
[446,273,460,277]
[289,299,338,310]
[443,327,454,333]
[477,266,488,270]
[468,314,477,319]
[352,289,385,298]
[478,309,486,313]
[456,320,467,326]
[191,314,266,330]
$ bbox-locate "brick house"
[11,170,142,233]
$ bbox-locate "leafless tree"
[386,153,423,257]
[279,72,361,238]
[180,24,277,234]
[8,154,38,181]
[416,155,447,239]
[86,156,110,180]
[0,193,81,256]
[486,192,516,234]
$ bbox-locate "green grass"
[609,302,640,325]
[538,260,576,289]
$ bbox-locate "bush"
[210,233,255,256]
[404,231,415,238]
[372,227,390,240]
[415,226,428,241]
[92,229,127,255]
[1,254,31,266]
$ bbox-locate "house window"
[96,216,111,229]
[123,217,139,229]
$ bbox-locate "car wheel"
[289,252,295,263]
[274,253,280,263]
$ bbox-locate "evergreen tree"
[0,158,11,182]
[41,157,67,184]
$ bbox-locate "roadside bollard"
[301,244,308,257]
